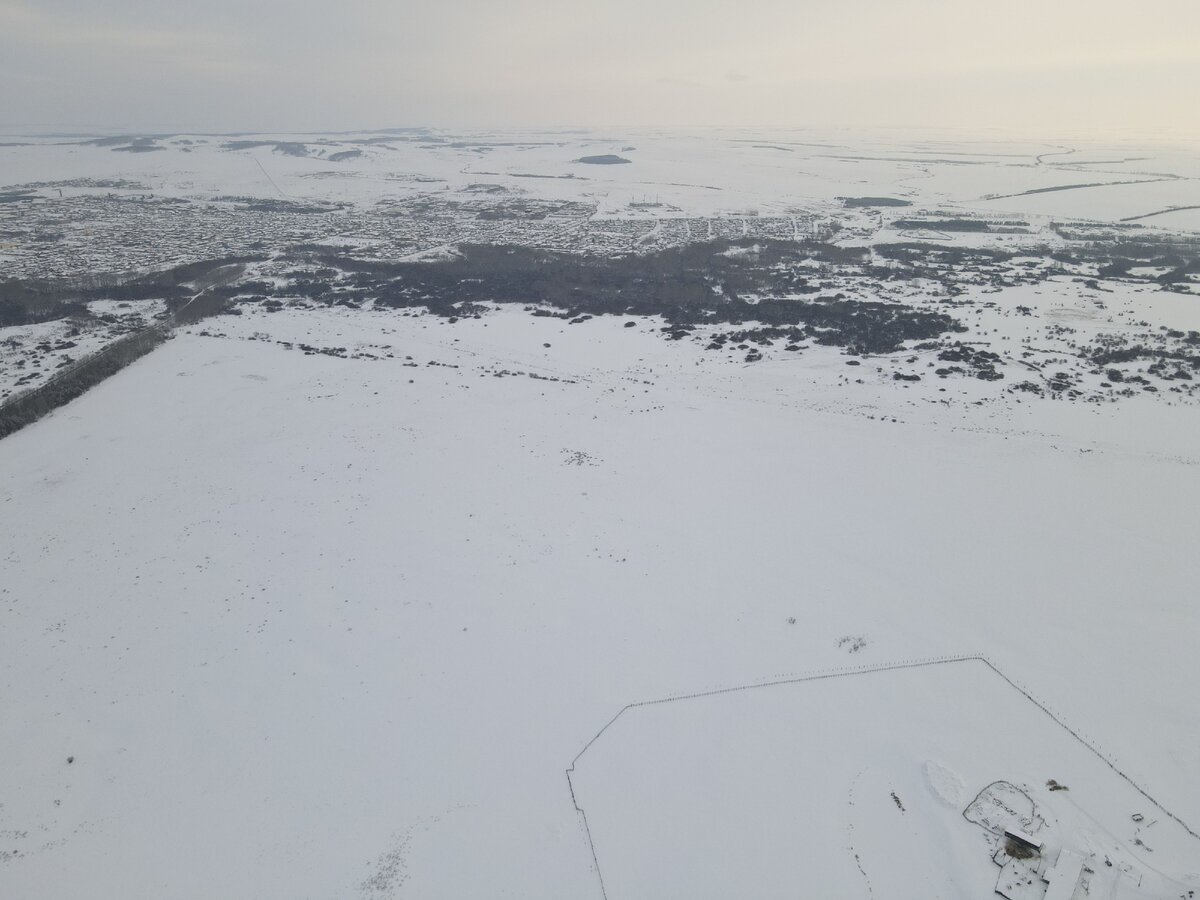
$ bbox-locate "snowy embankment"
[2,305,1198,898]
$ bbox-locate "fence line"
[565,653,1199,899]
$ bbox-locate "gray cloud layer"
[2,0,1198,137]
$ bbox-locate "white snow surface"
[4,129,1200,228]
[2,303,1199,898]
[570,659,1198,899]
[3,129,1200,898]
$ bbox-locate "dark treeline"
[173,290,235,324]
[286,240,960,353]
[1049,236,1200,286]
[841,197,912,208]
[0,327,166,439]
[0,280,89,326]
[874,242,1017,266]
[704,297,963,355]
[893,218,993,232]
[0,257,256,440]
[0,256,262,326]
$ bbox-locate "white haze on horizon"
[1,0,1198,141]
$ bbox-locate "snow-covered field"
[2,303,1199,898]
[2,130,1200,898]
[571,658,1199,899]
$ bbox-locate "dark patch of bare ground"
[1003,836,1038,860]
[575,154,631,165]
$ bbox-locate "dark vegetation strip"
[0,258,254,440]
[893,218,991,232]
[1120,205,1200,223]
[294,240,965,354]
[841,197,912,208]
[982,178,1169,200]
[0,327,166,439]
[0,255,263,327]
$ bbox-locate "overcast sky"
[2,0,1198,137]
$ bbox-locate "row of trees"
[0,327,166,439]
[0,256,257,439]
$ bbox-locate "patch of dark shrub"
[893,219,991,232]
[841,197,911,208]
[315,241,958,353]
